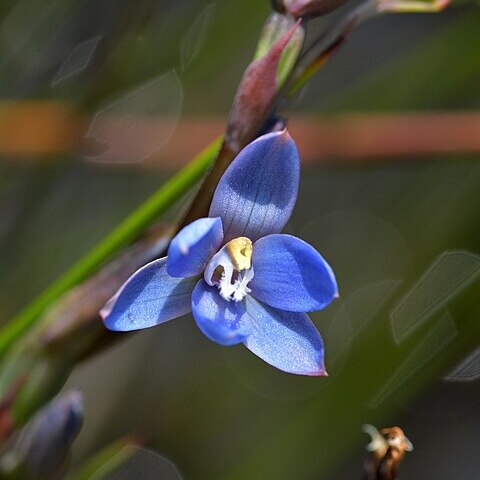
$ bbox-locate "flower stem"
[0,137,222,357]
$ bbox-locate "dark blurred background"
[0,0,479,478]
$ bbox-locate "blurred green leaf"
[67,437,141,480]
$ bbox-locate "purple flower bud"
[226,19,303,152]
[15,391,84,478]
[274,0,347,18]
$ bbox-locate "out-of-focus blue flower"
[15,390,83,478]
[101,130,338,375]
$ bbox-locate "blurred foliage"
[67,437,142,480]
[331,8,480,110]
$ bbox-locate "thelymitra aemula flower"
[102,130,338,375]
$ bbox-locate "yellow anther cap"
[225,237,253,271]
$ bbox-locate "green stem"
[0,137,222,357]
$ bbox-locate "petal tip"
[254,128,293,147]
[99,296,116,326]
[268,128,294,146]
[309,365,328,377]
[279,128,291,141]
[101,313,121,332]
[283,364,328,377]
[100,303,128,332]
[102,319,117,332]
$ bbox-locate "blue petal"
[243,297,326,376]
[167,217,223,278]
[191,280,251,346]
[250,234,338,312]
[101,258,196,331]
[209,130,300,242]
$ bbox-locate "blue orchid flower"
[101,130,338,375]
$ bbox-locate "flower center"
[204,237,254,302]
